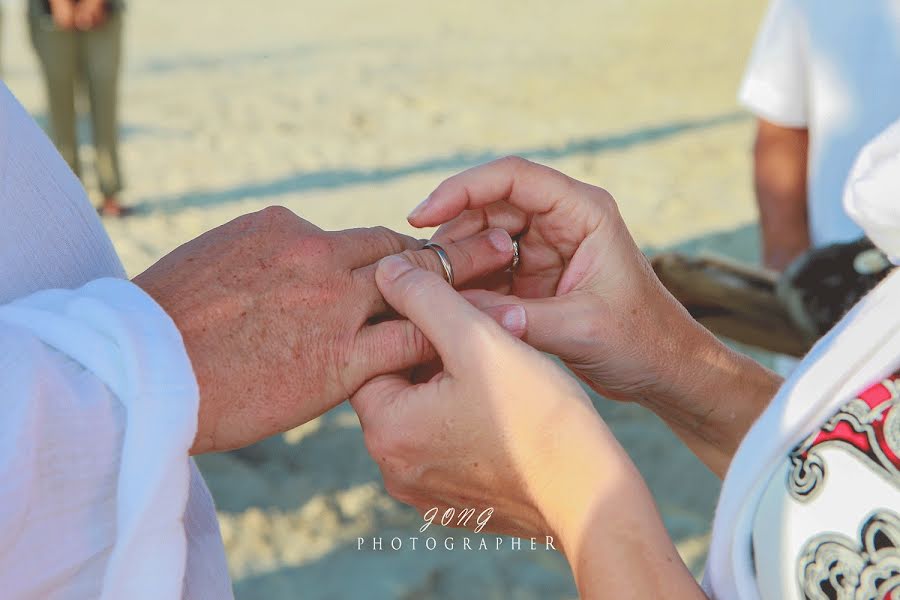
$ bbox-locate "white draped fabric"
[705,121,900,598]
[0,83,232,598]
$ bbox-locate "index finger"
[407,156,582,228]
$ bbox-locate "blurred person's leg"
[80,11,125,214]
[28,9,81,178]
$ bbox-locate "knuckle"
[498,155,530,171]
[589,185,620,218]
[259,205,294,222]
[403,324,432,361]
[368,226,407,255]
[452,241,477,273]
[399,248,435,272]
[369,225,393,237]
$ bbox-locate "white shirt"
[0,82,232,598]
[739,0,900,248]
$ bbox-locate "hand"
[133,206,517,454]
[48,0,77,30]
[410,157,780,475]
[411,156,709,403]
[74,0,107,31]
[352,253,601,542]
[351,254,702,598]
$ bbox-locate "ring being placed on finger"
[423,242,454,286]
[510,239,520,271]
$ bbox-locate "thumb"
[461,289,583,359]
[374,254,498,373]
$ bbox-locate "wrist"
[642,317,782,472]
[528,407,629,555]
[132,272,216,455]
[620,296,728,409]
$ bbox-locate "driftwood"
[651,252,812,357]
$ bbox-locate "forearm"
[545,423,707,599]
[639,321,783,478]
[570,494,707,599]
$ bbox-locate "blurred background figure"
[741,0,900,272]
[738,0,900,372]
[28,0,127,216]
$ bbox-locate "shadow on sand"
[134,111,747,214]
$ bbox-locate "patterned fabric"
[789,376,900,503]
[785,375,900,599]
[797,511,900,600]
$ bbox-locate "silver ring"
[423,242,454,286]
[510,239,520,271]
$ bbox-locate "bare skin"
[754,118,811,271]
[48,0,77,29]
[353,159,783,598]
[353,255,706,599]
[419,157,782,476]
[132,206,518,454]
[74,0,108,30]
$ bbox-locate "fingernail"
[488,228,513,253]
[500,305,527,335]
[378,255,414,281]
[407,197,431,221]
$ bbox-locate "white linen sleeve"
[0,278,200,600]
[738,0,810,128]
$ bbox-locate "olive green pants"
[28,11,124,197]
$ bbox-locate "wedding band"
[423,242,454,286]
[511,239,520,271]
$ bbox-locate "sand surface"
[2,0,771,597]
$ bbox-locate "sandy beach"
[2,0,770,596]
